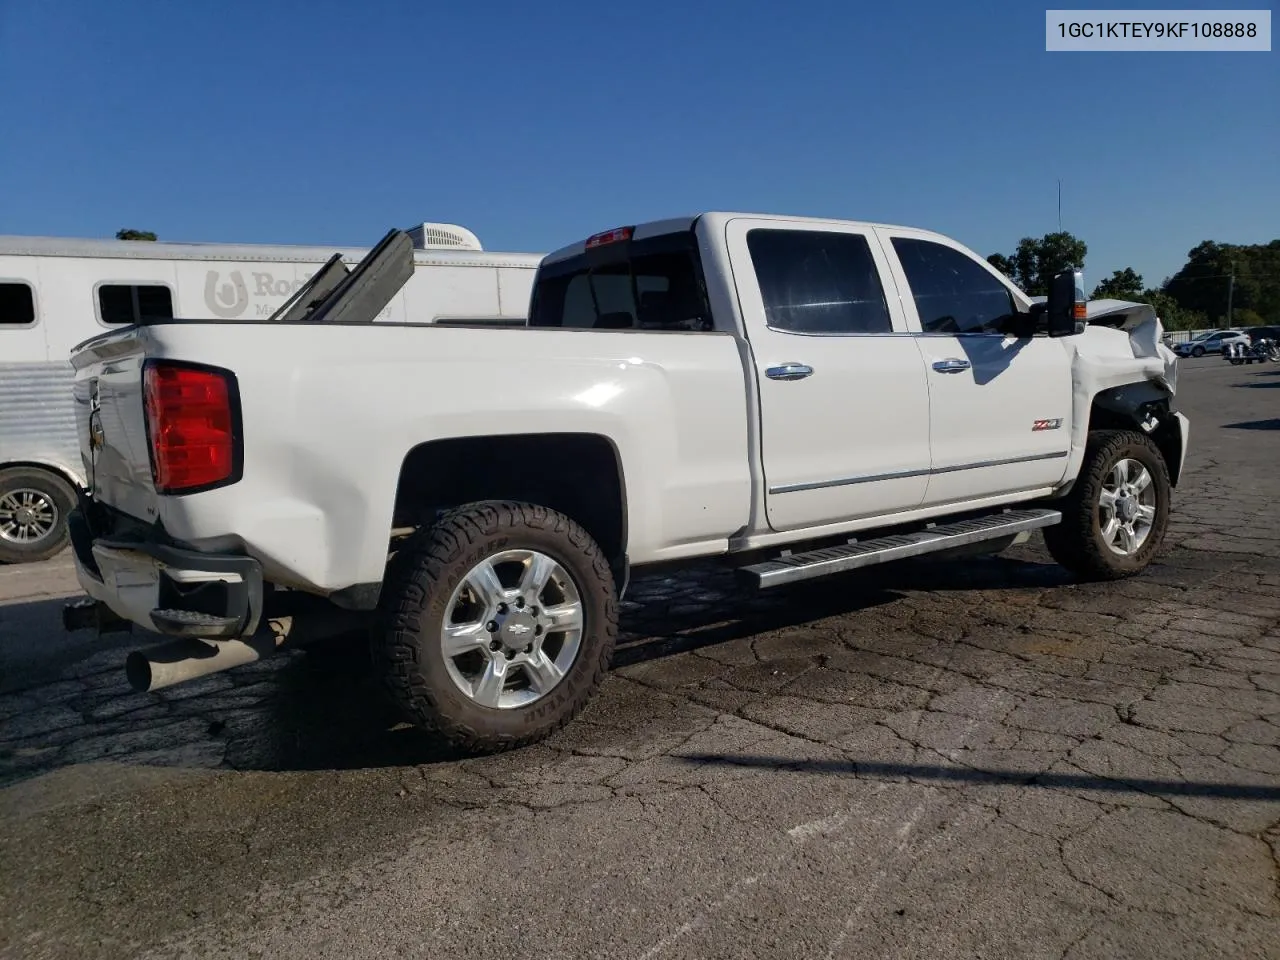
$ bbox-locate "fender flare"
[1055,380,1183,497]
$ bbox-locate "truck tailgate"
[72,326,166,525]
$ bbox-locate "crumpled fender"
[1082,298,1179,394]
[1029,295,1179,393]
[1052,298,1182,493]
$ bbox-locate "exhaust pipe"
[126,632,279,693]
[124,607,369,693]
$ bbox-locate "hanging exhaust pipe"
[125,633,279,693]
[124,607,370,693]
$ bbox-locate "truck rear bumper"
[68,506,264,640]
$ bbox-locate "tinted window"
[529,232,711,331]
[746,229,891,335]
[892,237,1018,334]
[0,282,36,326]
[98,284,174,325]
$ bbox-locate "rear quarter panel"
[137,323,752,593]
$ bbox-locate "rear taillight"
[142,361,240,493]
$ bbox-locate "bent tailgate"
[70,325,165,524]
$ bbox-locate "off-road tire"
[372,501,617,753]
[0,467,76,564]
[1042,429,1171,581]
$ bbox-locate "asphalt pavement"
[2,357,1278,960]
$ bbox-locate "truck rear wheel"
[0,466,76,564]
[373,501,618,753]
[1042,429,1171,581]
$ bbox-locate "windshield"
[529,230,713,331]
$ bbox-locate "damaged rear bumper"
[67,504,264,641]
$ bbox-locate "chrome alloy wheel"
[1099,458,1157,556]
[440,549,584,709]
[0,488,59,545]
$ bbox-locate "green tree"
[1091,267,1144,300]
[1135,290,1206,332]
[115,228,157,241]
[987,253,1016,280]
[1162,239,1280,325]
[988,231,1088,296]
[1232,308,1266,328]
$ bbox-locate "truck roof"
[0,233,545,269]
[541,212,954,264]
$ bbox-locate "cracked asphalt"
[2,359,1278,960]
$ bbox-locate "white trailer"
[0,222,542,563]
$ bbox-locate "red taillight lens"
[142,362,239,493]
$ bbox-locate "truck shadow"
[956,334,1030,385]
[673,754,1280,802]
[1232,370,1280,388]
[0,553,1076,782]
[610,553,1071,667]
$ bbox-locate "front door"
[725,218,932,533]
[875,227,1073,506]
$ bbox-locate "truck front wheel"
[373,501,618,753]
[1043,430,1171,580]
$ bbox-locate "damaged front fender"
[1054,298,1187,493]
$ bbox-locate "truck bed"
[70,320,754,595]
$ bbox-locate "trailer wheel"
[373,501,618,753]
[0,467,76,564]
[1043,430,1171,581]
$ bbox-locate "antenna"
[1058,179,1062,231]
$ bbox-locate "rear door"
[725,217,932,532]
[875,227,1073,506]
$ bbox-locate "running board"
[738,508,1062,590]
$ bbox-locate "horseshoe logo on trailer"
[203,270,249,319]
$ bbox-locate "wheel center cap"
[498,611,537,651]
[15,506,36,526]
[1117,496,1137,523]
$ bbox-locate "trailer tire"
[373,500,617,754]
[0,467,76,564]
[1043,430,1171,581]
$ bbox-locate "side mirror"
[1046,267,1086,338]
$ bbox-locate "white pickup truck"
[62,213,1189,752]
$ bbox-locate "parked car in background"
[1244,325,1280,346]
[1173,329,1248,357]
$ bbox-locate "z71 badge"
[1032,418,1063,431]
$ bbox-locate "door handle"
[931,358,970,373]
[765,363,814,381]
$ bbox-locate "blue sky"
[2,0,1276,290]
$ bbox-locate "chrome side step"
[738,508,1062,590]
